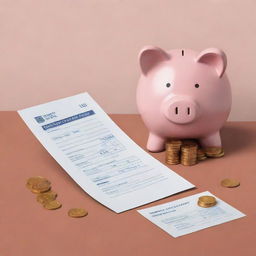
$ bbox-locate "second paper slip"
[138,191,245,237]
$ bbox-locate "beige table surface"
[1,112,256,256]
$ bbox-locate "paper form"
[18,92,194,213]
[138,191,245,237]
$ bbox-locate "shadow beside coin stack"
[26,176,88,218]
[166,139,224,166]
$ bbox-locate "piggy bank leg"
[199,131,222,148]
[147,133,166,152]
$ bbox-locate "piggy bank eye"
[166,83,171,88]
[195,83,200,88]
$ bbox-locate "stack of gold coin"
[221,178,240,188]
[204,147,224,158]
[26,176,62,210]
[165,140,182,165]
[197,195,217,208]
[165,139,225,166]
[197,148,207,161]
[180,144,198,166]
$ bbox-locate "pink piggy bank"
[136,46,232,152]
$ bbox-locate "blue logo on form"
[34,116,45,123]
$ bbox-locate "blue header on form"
[41,110,95,130]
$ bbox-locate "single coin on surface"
[43,200,62,210]
[221,178,240,188]
[68,208,88,218]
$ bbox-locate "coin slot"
[187,107,190,115]
[175,107,178,115]
[182,50,184,56]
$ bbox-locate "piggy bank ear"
[139,46,170,75]
[195,48,227,78]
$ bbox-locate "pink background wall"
[0,0,255,120]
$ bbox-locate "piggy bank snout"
[163,98,198,124]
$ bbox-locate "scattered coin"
[31,180,51,194]
[26,176,89,218]
[26,176,50,190]
[68,208,88,218]
[197,148,207,161]
[198,195,217,208]
[43,200,62,210]
[36,191,58,204]
[165,140,182,165]
[221,178,240,188]
[204,147,224,158]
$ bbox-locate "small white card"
[138,191,245,237]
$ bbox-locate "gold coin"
[221,178,240,188]
[68,208,88,218]
[204,147,224,158]
[43,200,62,210]
[166,154,180,165]
[197,148,207,161]
[168,139,182,145]
[166,140,225,166]
[26,176,49,189]
[198,195,216,204]
[31,180,51,194]
[207,152,225,158]
[204,147,222,153]
[180,144,198,166]
[198,196,217,208]
[166,140,182,150]
[181,145,198,151]
[36,191,58,204]
[198,200,217,208]
[165,140,182,165]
